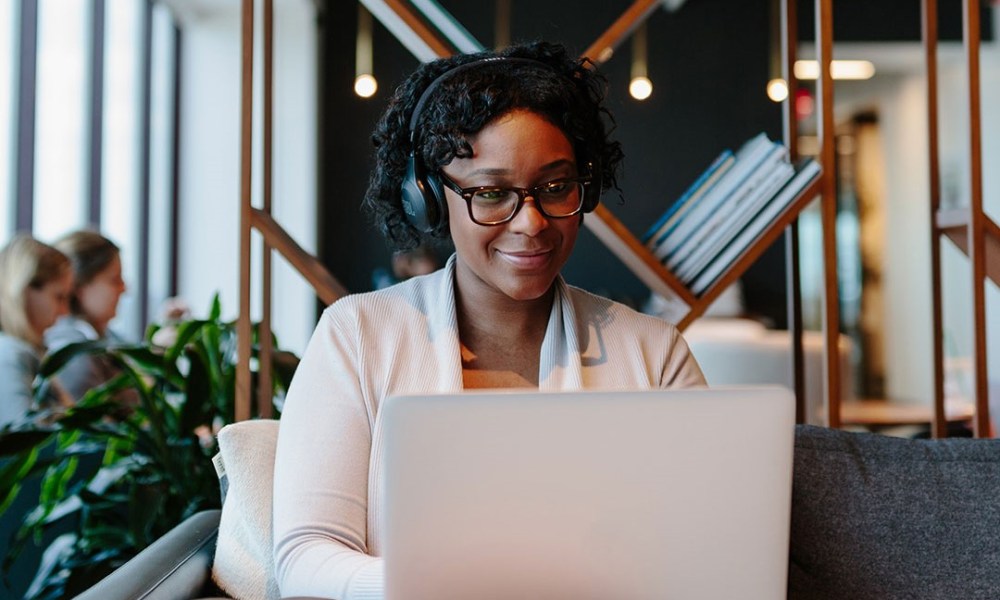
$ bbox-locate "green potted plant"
[0,295,297,599]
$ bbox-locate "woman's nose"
[509,197,549,235]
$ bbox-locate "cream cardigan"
[273,256,705,599]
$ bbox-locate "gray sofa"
[74,424,1000,600]
[74,509,223,600]
[789,425,1000,599]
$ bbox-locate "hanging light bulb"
[354,74,377,98]
[629,22,652,101]
[495,0,511,50]
[630,77,653,101]
[355,5,377,98]
[767,78,789,102]
[765,0,786,103]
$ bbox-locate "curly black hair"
[363,41,625,252]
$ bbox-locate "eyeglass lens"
[470,182,583,224]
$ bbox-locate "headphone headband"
[408,57,552,143]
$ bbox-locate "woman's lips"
[496,249,553,269]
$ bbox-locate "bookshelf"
[583,0,839,426]
[585,175,824,330]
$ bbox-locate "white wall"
[173,0,318,356]
[878,73,936,404]
[832,38,999,405]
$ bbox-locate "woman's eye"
[540,182,569,195]
[475,190,510,202]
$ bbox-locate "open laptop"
[380,386,795,600]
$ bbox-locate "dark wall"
[796,0,993,42]
[317,0,789,324]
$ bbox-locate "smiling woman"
[269,41,706,600]
[443,111,582,305]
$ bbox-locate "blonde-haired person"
[44,230,129,402]
[0,234,74,428]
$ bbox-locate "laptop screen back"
[380,386,795,600]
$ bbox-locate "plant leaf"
[55,404,121,431]
[40,456,79,508]
[38,340,110,378]
[113,346,168,375]
[164,320,212,363]
[0,429,55,457]
[0,447,40,514]
[180,348,213,433]
[208,293,222,321]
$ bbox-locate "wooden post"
[236,0,255,422]
[258,0,274,419]
[781,0,806,424]
[922,0,947,438]
[815,0,841,428]
[963,0,990,437]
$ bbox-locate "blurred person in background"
[0,234,73,427]
[44,230,129,402]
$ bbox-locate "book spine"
[675,161,794,281]
[647,158,735,254]
[664,146,787,271]
[641,150,735,245]
[691,160,821,294]
[653,137,777,261]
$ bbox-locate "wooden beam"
[582,0,660,65]
[937,211,1000,287]
[585,204,697,309]
[371,0,453,59]
[251,209,349,306]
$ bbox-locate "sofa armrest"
[75,509,222,600]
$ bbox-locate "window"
[32,0,90,241]
[2,0,180,340]
[0,0,15,239]
[100,0,143,336]
[147,4,178,323]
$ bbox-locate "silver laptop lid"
[381,386,795,600]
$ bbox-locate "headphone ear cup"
[423,170,448,232]
[401,154,438,233]
[582,162,603,213]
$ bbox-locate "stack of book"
[642,133,821,295]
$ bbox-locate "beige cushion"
[212,419,281,600]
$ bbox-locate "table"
[840,398,976,430]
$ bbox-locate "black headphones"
[400,56,603,234]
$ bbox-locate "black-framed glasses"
[437,169,593,226]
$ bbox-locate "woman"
[0,234,73,428]
[273,41,705,598]
[44,230,128,401]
